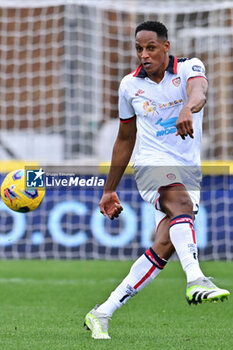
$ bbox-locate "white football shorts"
[133,165,201,228]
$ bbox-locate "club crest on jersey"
[166,173,176,181]
[135,89,145,96]
[172,77,181,87]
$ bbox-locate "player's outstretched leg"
[186,277,230,305]
[84,305,111,339]
[84,248,167,339]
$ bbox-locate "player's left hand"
[176,106,194,140]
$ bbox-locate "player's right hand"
[99,191,123,220]
[176,105,194,140]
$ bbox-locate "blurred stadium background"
[0,0,232,260]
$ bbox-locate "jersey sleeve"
[183,57,207,82]
[118,79,135,123]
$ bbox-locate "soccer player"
[84,21,230,339]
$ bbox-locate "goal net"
[0,0,232,260]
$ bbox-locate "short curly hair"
[135,21,168,40]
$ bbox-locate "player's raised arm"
[99,117,137,220]
[176,77,208,139]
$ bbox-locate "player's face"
[135,30,170,81]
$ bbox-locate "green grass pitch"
[0,260,232,350]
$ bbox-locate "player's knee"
[177,195,193,213]
[171,196,193,217]
[160,188,193,217]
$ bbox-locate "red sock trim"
[145,248,166,269]
[170,215,194,228]
[133,265,156,290]
[190,223,197,244]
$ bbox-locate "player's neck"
[147,56,169,84]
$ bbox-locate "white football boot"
[186,277,230,305]
[84,305,111,339]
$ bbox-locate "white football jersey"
[119,56,207,167]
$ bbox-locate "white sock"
[169,215,204,283]
[96,248,167,316]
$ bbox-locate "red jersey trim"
[188,76,208,81]
[173,56,178,74]
[131,56,178,79]
[120,115,136,123]
[166,55,178,74]
[132,64,143,77]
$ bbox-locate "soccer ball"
[1,169,45,212]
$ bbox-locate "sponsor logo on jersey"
[155,117,178,137]
[143,100,158,117]
[192,65,205,73]
[135,89,145,96]
[159,99,183,109]
[172,77,181,87]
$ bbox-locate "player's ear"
[164,40,170,53]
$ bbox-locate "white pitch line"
[0,277,120,285]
